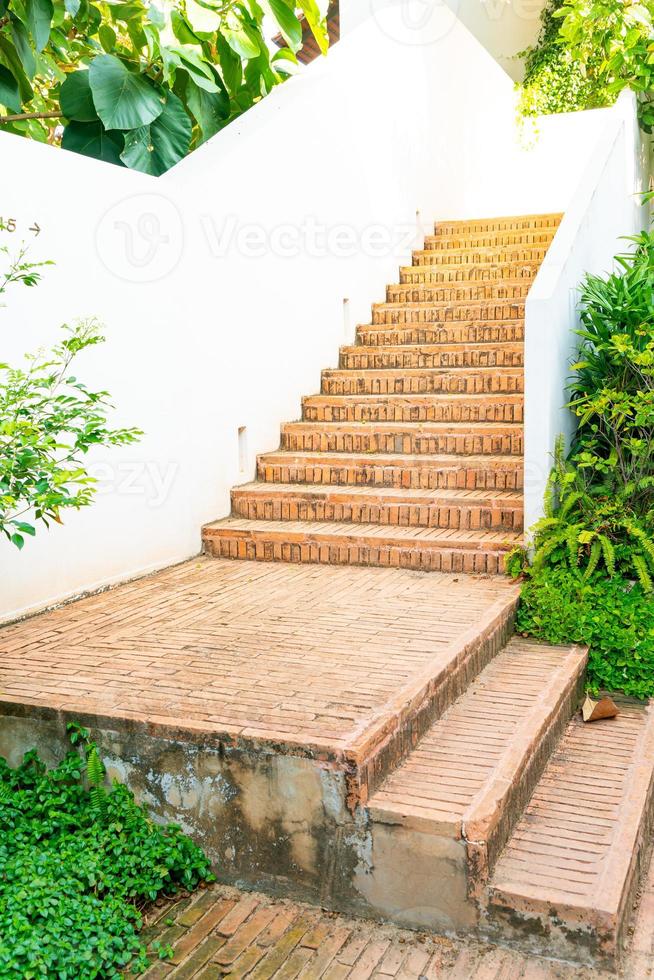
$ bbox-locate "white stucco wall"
[0,6,628,621]
[338,0,547,80]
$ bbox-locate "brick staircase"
[203,212,563,574]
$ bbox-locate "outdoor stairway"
[203,212,562,574]
[362,640,654,968]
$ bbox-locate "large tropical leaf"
[60,69,97,121]
[297,0,328,54]
[61,119,125,165]
[120,91,191,174]
[88,54,164,130]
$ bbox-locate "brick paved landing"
[135,861,654,979]
[0,557,516,755]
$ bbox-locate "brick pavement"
[135,850,654,979]
[0,557,514,752]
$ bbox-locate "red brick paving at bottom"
[135,851,654,980]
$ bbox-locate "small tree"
[1,254,142,549]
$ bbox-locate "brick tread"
[356,322,525,346]
[368,640,586,867]
[204,517,520,549]
[433,212,562,234]
[490,699,654,919]
[321,368,524,396]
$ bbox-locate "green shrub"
[0,724,214,979]
[517,564,654,699]
[518,0,614,118]
[512,234,654,697]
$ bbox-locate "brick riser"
[203,529,514,575]
[202,213,562,573]
[302,395,524,424]
[231,488,524,532]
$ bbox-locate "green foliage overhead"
[0,723,214,978]
[0,311,142,549]
[0,0,329,173]
[516,564,654,699]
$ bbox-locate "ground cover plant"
[0,723,214,979]
[0,0,329,173]
[509,233,654,698]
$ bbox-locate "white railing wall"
[0,6,636,622]
[524,91,649,533]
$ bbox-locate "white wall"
[523,91,649,532]
[0,5,622,622]
[338,0,547,81]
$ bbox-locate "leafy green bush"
[511,234,654,697]
[0,318,142,548]
[569,232,654,519]
[517,564,654,699]
[0,0,329,173]
[0,724,214,979]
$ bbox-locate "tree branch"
[0,110,61,123]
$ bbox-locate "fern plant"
[530,438,654,591]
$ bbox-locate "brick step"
[423,230,556,251]
[321,367,524,396]
[386,280,530,303]
[339,343,523,370]
[202,517,522,574]
[302,393,524,423]
[231,483,524,531]
[413,246,548,267]
[433,213,562,236]
[356,321,525,347]
[363,639,586,932]
[256,451,523,490]
[280,421,523,456]
[399,263,540,284]
[371,300,525,325]
[488,698,654,967]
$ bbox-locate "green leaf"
[0,35,34,101]
[61,119,125,165]
[26,0,54,51]
[60,70,97,122]
[186,78,228,140]
[215,31,242,94]
[98,24,116,52]
[170,10,202,45]
[64,0,81,16]
[222,24,259,60]
[265,0,302,53]
[9,19,36,80]
[88,54,164,130]
[0,64,21,112]
[12,521,36,535]
[297,0,328,54]
[10,532,25,549]
[120,91,191,175]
